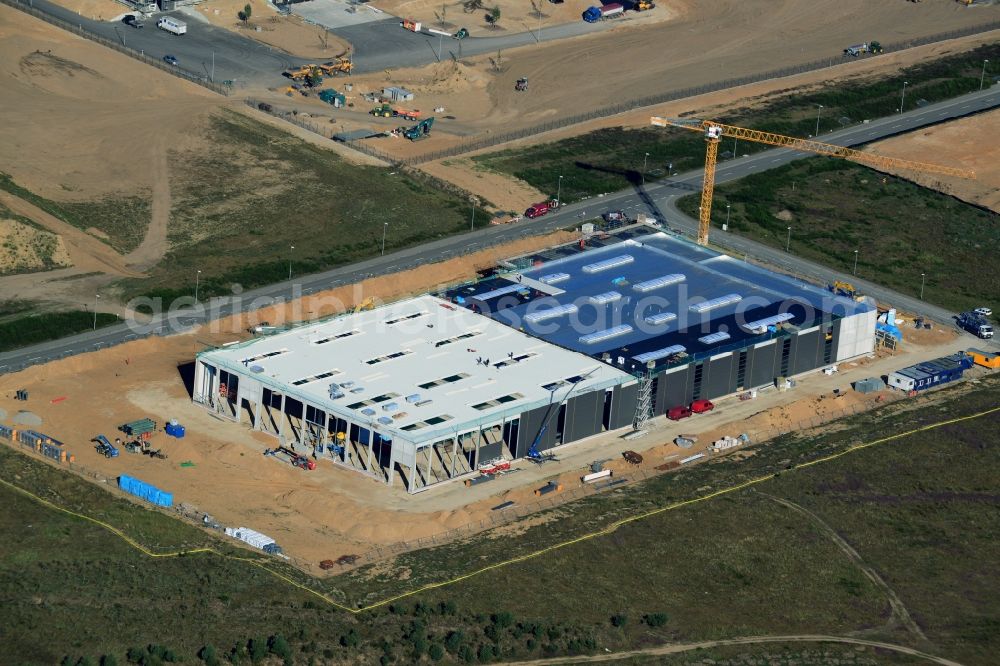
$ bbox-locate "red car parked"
[690,399,715,414]
[667,406,692,421]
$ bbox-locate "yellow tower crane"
[649,117,976,246]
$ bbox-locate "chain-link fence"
[1,0,231,96]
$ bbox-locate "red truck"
[524,200,557,219]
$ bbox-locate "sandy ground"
[193,0,352,59]
[372,0,674,40]
[866,108,1000,213]
[0,218,71,275]
[300,2,999,157]
[0,223,978,568]
[48,0,125,21]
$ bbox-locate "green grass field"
[0,303,118,352]
[2,374,999,664]
[675,159,1000,313]
[472,43,999,203]
[126,111,485,305]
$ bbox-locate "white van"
[156,17,187,35]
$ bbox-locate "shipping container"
[225,527,277,550]
[118,475,173,507]
[600,3,624,16]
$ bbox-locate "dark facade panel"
[749,341,778,388]
[564,391,602,444]
[516,405,551,457]
[609,382,638,430]
[705,353,734,400]
[792,329,822,375]
[658,366,690,411]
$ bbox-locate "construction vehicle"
[515,77,528,92]
[843,41,882,57]
[403,117,434,141]
[602,210,630,225]
[353,297,376,313]
[283,65,324,87]
[582,3,622,21]
[263,446,317,470]
[526,442,555,465]
[453,27,469,39]
[828,281,864,300]
[649,117,976,246]
[371,103,421,120]
[93,435,119,458]
[958,311,994,339]
[633,0,655,10]
[318,59,353,76]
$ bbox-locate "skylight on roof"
[633,274,685,293]
[579,324,633,345]
[644,312,677,326]
[698,331,731,344]
[633,345,686,363]
[581,255,634,274]
[588,291,622,305]
[524,303,578,323]
[742,312,795,332]
[538,272,570,285]
[690,294,742,313]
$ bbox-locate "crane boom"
[650,116,976,246]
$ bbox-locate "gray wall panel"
[705,354,734,400]
[516,405,549,458]
[565,391,602,444]
[749,342,777,388]
[610,382,638,430]
[792,330,822,375]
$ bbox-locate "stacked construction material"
[225,527,282,554]
[120,418,156,439]
[15,429,73,463]
[118,475,173,507]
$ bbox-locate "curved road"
[1,85,997,375]
[502,635,965,666]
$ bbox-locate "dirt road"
[504,635,964,666]
[125,137,171,272]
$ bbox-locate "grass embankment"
[675,159,999,313]
[2,374,999,663]
[473,43,999,202]
[0,172,150,254]
[130,110,485,305]
[0,301,118,353]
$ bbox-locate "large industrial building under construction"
[193,227,877,493]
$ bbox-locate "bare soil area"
[866,108,1000,213]
[193,0,352,59]
[0,217,71,275]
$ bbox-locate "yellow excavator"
[353,297,376,313]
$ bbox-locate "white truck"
[157,17,187,35]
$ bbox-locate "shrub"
[268,635,292,660]
[644,612,668,627]
[491,612,514,628]
[610,613,628,628]
[428,644,445,661]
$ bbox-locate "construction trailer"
[887,353,973,392]
[382,86,414,102]
[967,348,1000,369]
[193,295,634,493]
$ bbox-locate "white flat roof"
[199,295,631,442]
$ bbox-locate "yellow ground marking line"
[3,404,999,614]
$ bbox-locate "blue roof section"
[444,232,873,372]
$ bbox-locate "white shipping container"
[582,469,612,483]
[226,526,276,550]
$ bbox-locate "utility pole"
[211,51,215,83]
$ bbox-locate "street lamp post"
[981,59,990,91]
[93,294,100,330]
[785,226,791,252]
[556,175,563,206]
[381,223,388,255]
[900,81,908,114]
[920,272,926,300]
[642,153,649,185]
[470,200,476,231]
[667,161,673,175]
[814,104,823,136]
[725,203,731,230]
[288,245,294,279]
[195,269,201,303]
[853,249,859,276]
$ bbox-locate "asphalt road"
[22,0,308,85]
[1,85,996,374]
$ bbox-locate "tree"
[491,611,514,628]
[126,648,145,664]
[445,631,465,653]
[610,613,628,628]
[268,635,291,660]
[100,656,119,666]
[198,645,218,666]
[238,3,252,24]
[247,638,267,663]
[485,5,500,28]
[339,629,359,648]
[429,644,445,661]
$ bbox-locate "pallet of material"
[582,469,612,483]
[120,418,156,436]
[534,481,563,496]
[465,474,495,487]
